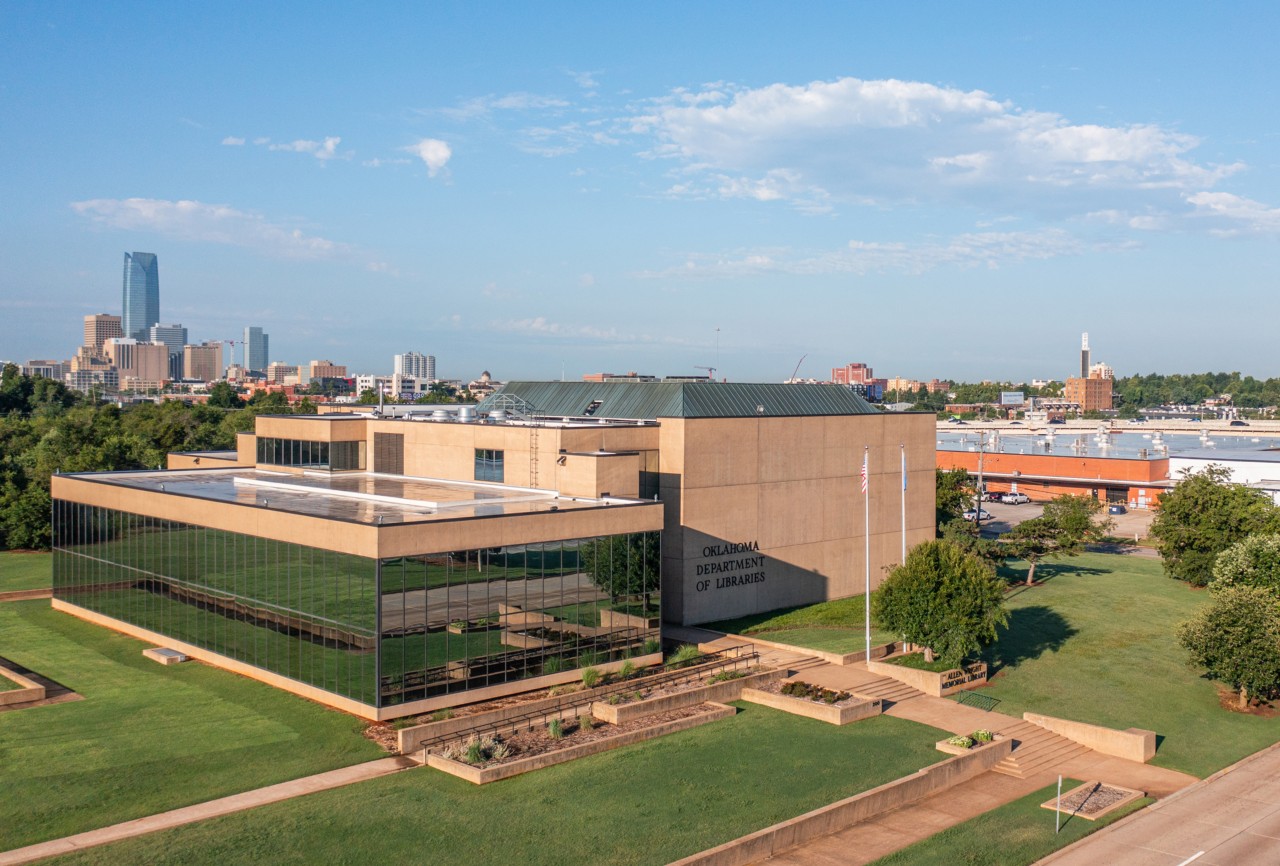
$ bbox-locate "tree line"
[0,366,313,551]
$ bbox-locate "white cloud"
[268,136,344,160]
[253,136,271,145]
[630,76,1246,218]
[439,92,571,121]
[404,138,452,176]
[637,228,1088,279]
[221,136,245,146]
[70,198,350,260]
[578,273,595,287]
[1186,191,1280,235]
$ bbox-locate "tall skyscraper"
[122,252,160,341]
[394,351,436,380]
[183,342,223,383]
[243,326,269,372]
[83,314,123,356]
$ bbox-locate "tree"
[940,518,1007,571]
[1210,534,1280,597]
[934,467,973,531]
[872,539,1009,667]
[1178,585,1280,710]
[206,381,244,409]
[1151,465,1280,586]
[580,532,660,600]
[1002,494,1111,585]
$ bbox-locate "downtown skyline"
[2,2,1278,382]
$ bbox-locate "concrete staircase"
[847,675,926,708]
[992,719,1091,779]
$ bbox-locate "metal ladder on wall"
[483,393,543,488]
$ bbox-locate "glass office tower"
[122,252,160,341]
[243,326,269,372]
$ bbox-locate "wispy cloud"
[637,228,1092,279]
[437,92,571,121]
[627,77,1247,221]
[1185,191,1280,235]
[268,136,345,161]
[70,198,351,260]
[404,138,452,176]
[221,136,245,146]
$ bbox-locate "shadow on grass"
[983,605,1077,676]
[999,560,1110,596]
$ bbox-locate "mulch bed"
[755,678,865,708]
[1055,782,1134,816]
[1215,686,1279,717]
[454,703,718,766]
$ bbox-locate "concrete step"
[848,677,925,705]
[993,730,1091,779]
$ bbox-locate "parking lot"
[973,499,1155,541]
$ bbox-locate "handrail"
[413,644,758,753]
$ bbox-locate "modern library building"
[51,382,934,719]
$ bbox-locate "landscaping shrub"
[618,660,636,680]
[947,735,975,749]
[666,644,702,669]
[581,667,601,689]
[548,718,564,740]
[973,729,994,743]
[707,670,745,684]
[578,714,594,731]
[643,638,661,655]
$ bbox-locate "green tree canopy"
[1178,585,1280,709]
[1151,465,1280,586]
[206,381,244,409]
[871,539,1009,667]
[934,467,974,531]
[1210,534,1280,597]
[1002,494,1111,585]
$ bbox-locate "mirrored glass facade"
[53,500,659,710]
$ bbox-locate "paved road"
[1039,742,1280,865]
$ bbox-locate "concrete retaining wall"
[866,659,988,697]
[396,652,664,753]
[718,634,898,666]
[0,589,52,602]
[1024,712,1156,763]
[427,702,737,784]
[669,734,1013,866]
[739,687,881,725]
[592,669,782,725]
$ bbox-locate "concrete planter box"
[427,702,736,784]
[867,658,988,697]
[396,652,663,753]
[740,687,881,725]
[592,668,782,725]
[0,666,45,706]
[446,621,499,635]
[935,734,1006,756]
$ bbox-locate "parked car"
[983,490,1002,502]
[962,508,992,522]
[1108,504,1128,515]
[1048,418,1066,425]
[1000,492,1031,505]
[1230,420,1249,427]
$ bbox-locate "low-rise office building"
[52,381,934,718]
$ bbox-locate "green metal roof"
[477,381,878,419]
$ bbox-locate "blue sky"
[2,2,1277,383]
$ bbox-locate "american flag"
[860,450,868,494]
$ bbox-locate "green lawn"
[0,601,382,851]
[45,706,949,866]
[704,595,897,652]
[981,552,1280,778]
[0,551,51,592]
[869,779,1151,866]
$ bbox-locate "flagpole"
[864,445,871,662]
[900,443,907,564]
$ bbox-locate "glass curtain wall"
[255,437,365,471]
[378,531,660,706]
[53,500,378,703]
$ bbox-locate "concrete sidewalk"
[1037,741,1280,865]
[0,756,417,866]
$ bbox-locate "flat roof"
[1171,449,1280,464]
[937,430,1280,461]
[67,468,642,527]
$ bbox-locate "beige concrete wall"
[255,416,367,442]
[166,452,249,470]
[664,413,936,625]
[557,452,641,498]
[670,734,1013,866]
[1024,712,1156,762]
